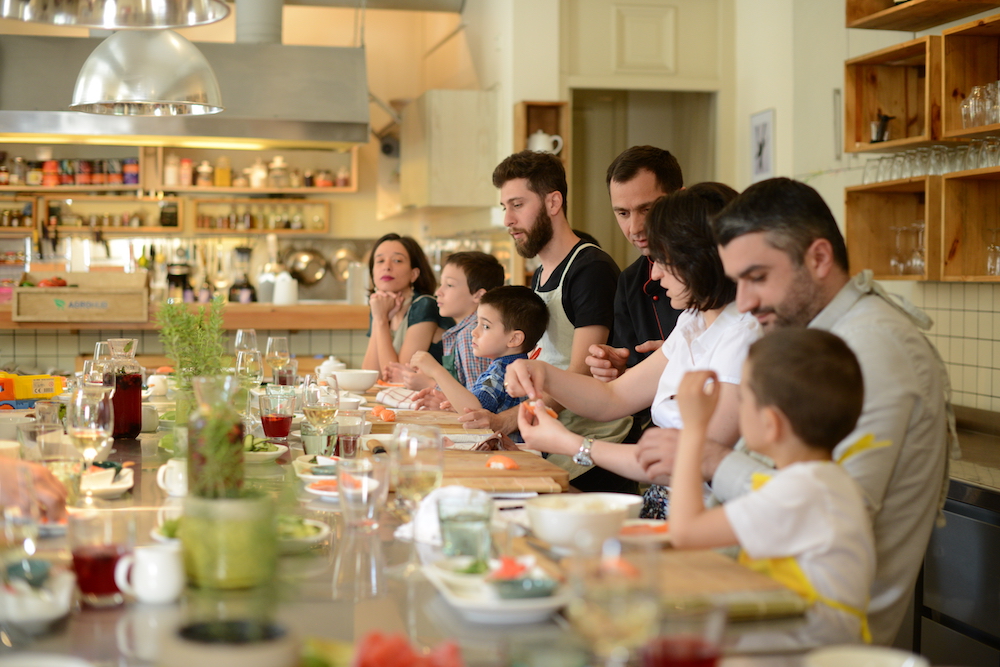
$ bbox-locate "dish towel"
[376,387,421,410]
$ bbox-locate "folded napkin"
[376,387,421,410]
[393,485,492,546]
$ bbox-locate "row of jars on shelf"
[45,201,179,228]
[163,154,350,189]
[0,205,32,227]
[961,83,1000,129]
[0,158,139,187]
[862,140,1000,184]
[194,204,325,231]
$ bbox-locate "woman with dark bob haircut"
[362,233,452,379]
[506,183,762,518]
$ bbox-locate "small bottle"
[25,161,43,186]
[9,157,25,185]
[178,158,194,187]
[336,166,350,187]
[214,155,232,187]
[163,154,180,187]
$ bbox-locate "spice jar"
[163,154,180,187]
[9,157,25,185]
[122,158,139,185]
[106,158,123,185]
[41,160,60,187]
[314,169,333,187]
[59,160,74,185]
[75,159,92,185]
[0,166,9,186]
[179,158,193,187]
[214,155,231,187]
[91,159,106,185]
[196,160,213,187]
[26,161,43,186]
[268,156,289,188]
[336,166,350,187]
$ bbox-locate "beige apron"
[534,243,632,479]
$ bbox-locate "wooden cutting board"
[369,409,491,435]
[443,449,570,491]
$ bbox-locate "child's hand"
[408,351,439,377]
[516,400,577,456]
[385,362,434,389]
[504,359,547,400]
[412,387,448,411]
[676,370,721,430]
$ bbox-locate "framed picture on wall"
[751,109,775,183]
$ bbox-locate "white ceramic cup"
[147,374,168,396]
[114,542,185,604]
[116,605,181,661]
[156,458,188,497]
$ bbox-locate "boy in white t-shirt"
[670,328,876,644]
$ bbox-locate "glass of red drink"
[260,394,295,444]
[69,510,136,607]
[640,606,727,667]
[334,409,366,459]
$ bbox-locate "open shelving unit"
[847,0,1000,31]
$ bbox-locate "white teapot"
[528,129,563,155]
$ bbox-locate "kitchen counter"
[0,301,371,331]
[952,405,1000,498]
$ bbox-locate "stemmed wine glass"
[234,329,258,353]
[66,386,113,502]
[265,336,290,383]
[390,424,444,577]
[235,350,264,429]
[302,378,339,433]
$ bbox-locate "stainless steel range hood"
[0,35,370,150]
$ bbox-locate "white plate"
[618,519,671,546]
[806,646,929,667]
[244,444,287,463]
[422,564,569,624]
[81,467,134,499]
[341,391,367,406]
[0,654,94,667]
[279,519,331,554]
[296,468,339,484]
[303,479,340,502]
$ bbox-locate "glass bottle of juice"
[106,338,143,439]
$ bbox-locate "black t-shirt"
[611,256,683,368]
[532,241,620,336]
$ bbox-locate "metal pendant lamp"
[0,0,230,29]
[70,29,224,116]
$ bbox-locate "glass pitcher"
[187,376,245,499]
[106,338,142,439]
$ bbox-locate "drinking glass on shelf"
[907,222,926,276]
[66,386,114,497]
[930,146,949,175]
[912,147,930,177]
[950,145,971,173]
[234,328,258,353]
[962,96,975,129]
[862,158,880,184]
[968,139,986,170]
[984,139,1000,169]
[876,155,893,182]
[900,150,916,179]
[890,226,908,275]
[970,85,989,127]
[890,153,905,180]
[264,336,290,382]
[259,394,294,445]
[987,229,1000,276]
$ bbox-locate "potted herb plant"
[157,299,277,589]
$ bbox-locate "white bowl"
[332,369,378,393]
[526,493,638,553]
[0,413,33,440]
[806,646,929,667]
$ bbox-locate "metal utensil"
[285,249,328,285]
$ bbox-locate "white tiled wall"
[905,282,1000,412]
[0,328,369,375]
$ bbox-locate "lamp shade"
[0,0,230,29]
[70,30,224,116]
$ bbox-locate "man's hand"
[586,344,630,382]
[635,427,681,486]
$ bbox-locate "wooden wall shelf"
[943,14,1000,137]
[845,176,942,281]
[845,36,943,154]
[847,0,1000,31]
[942,166,1000,280]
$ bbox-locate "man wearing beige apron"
[459,150,633,492]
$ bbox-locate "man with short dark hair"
[587,146,685,382]
[637,177,956,645]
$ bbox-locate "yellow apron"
[736,435,889,645]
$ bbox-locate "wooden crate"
[12,271,149,322]
[845,36,944,153]
[847,0,1000,31]
[943,13,1000,138]
[844,176,942,281]
[942,166,1000,280]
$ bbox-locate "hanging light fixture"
[70,30,224,116]
[0,0,229,29]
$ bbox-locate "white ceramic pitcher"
[528,129,563,155]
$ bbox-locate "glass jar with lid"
[196,160,214,187]
[163,154,180,187]
[268,156,289,188]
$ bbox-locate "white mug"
[116,605,180,661]
[114,543,184,604]
[156,458,188,497]
[528,129,563,155]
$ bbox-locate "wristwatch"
[573,437,595,467]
